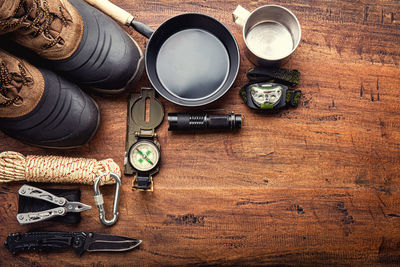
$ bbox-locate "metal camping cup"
[233,5,301,66]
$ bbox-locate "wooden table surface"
[1,0,400,266]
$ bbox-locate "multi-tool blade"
[17,185,91,225]
[5,231,142,256]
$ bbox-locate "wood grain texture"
[1,0,400,266]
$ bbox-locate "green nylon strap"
[247,67,301,87]
[285,90,302,107]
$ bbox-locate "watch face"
[129,140,160,172]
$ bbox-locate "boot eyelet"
[1,94,11,101]
[13,101,23,107]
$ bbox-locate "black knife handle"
[4,232,85,255]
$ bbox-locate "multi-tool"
[5,231,142,256]
[16,185,91,225]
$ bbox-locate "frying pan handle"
[84,0,155,38]
[84,0,133,26]
[130,20,154,39]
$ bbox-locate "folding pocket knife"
[5,231,141,256]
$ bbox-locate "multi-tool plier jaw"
[16,185,91,225]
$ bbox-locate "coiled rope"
[0,151,120,185]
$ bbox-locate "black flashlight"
[168,113,242,131]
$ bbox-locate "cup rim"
[243,4,302,61]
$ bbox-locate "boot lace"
[0,0,70,49]
[0,61,33,107]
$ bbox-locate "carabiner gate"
[93,172,121,226]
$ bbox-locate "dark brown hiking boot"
[0,48,100,148]
[0,0,143,93]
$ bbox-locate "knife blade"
[83,232,142,254]
[4,231,141,256]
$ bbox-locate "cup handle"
[232,5,251,28]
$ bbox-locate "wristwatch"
[240,82,302,110]
[125,88,164,191]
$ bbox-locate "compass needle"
[136,149,144,156]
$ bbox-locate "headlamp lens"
[250,83,283,108]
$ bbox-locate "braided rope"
[0,151,120,185]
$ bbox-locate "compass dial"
[129,140,160,172]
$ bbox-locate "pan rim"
[145,13,240,107]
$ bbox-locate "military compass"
[125,88,164,191]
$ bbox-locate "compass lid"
[130,88,164,131]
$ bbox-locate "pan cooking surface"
[156,29,230,101]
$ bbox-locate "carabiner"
[93,172,121,226]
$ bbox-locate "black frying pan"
[85,0,240,107]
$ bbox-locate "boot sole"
[91,35,145,94]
